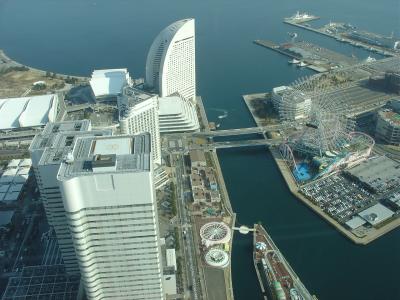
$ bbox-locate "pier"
[254,39,358,73]
[283,20,399,57]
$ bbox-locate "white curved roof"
[90,69,131,97]
[0,94,58,130]
[158,96,199,133]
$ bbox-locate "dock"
[254,39,358,73]
[253,224,315,300]
[283,19,399,57]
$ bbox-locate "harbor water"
[0,0,399,299]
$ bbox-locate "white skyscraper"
[118,86,162,165]
[146,19,196,103]
[57,134,164,300]
[29,120,111,275]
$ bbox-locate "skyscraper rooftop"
[58,133,152,179]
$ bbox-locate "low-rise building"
[375,108,400,145]
[345,156,400,193]
[190,150,207,168]
[190,173,203,189]
[0,159,31,204]
[272,86,311,121]
[90,69,132,98]
[158,96,200,133]
[193,188,206,204]
[210,190,221,203]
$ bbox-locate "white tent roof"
[0,97,29,129]
[19,95,55,127]
[90,69,130,97]
[0,95,58,130]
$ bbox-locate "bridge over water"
[165,123,295,139]
[189,138,284,150]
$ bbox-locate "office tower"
[118,86,162,165]
[146,19,196,103]
[57,134,164,300]
[29,120,111,275]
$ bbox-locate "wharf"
[283,20,398,57]
[254,39,357,73]
[242,92,400,245]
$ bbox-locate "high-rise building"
[118,86,162,165]
[29,120,111,275]
[146,19,196,103]
[57,134,164,300]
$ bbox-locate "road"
[165,123,294,139]
[189,138,284,150]
[12,212,37,271]
[174,153,202,300]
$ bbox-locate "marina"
[253,224,315,300]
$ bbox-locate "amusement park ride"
[277,76,375,182]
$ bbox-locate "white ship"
[365,56,376,63]
[289,58,300,64]
[285,11,319,23]
[297,61,308,67]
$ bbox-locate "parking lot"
[301,174,376,222]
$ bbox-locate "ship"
[365,56,376,63]
[253,224,316,300]
[288,58,300,64]
[297,61,308,67]
[284,12,320,24]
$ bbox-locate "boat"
[285,11,319,23]
[298,61,308,67]
[365,56,376,63]
[288,58,300,64]
[253,224,315,300]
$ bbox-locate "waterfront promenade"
[196,96,235,300]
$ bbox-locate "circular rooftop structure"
[255,242,267,252]
[204,249,230,268]
[200,222,231,246]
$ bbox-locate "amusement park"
[275,78,375,184]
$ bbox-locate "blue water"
[1,0,399,299]
[294,163,313,181]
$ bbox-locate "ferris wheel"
[279,75,351,156]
